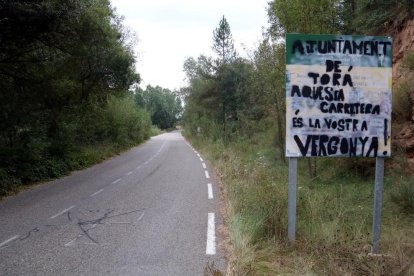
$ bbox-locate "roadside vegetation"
[0,1,181,197]
[184,1,414,274]
[135,85,183,131]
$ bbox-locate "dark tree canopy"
[0,0,140,146]
[0,0,149,192]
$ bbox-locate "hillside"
[393,18,414,162]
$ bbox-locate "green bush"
[0,168,21,197]
[103,95,151,145]
[150,126,163,136]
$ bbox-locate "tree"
[267,0,342,38]
[135,85,182,130]
[183,17,257,143]
[0,0,147,190]
[0,0,140,148]
[212,16,236,66]
[251,36,286,160]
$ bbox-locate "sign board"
[285,34,392,157]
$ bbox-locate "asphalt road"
[0,131,225,275]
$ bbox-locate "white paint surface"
[206,213,216,255]
[207,183,213,199]
[205,170,210,179]
[50,205,75,219]
[0,235,19,248]
[90,189,104,197]
[112,178,121,184]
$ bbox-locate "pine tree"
[212,16,236,66]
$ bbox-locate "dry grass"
[204,261,225,276]
[187,129,414,275]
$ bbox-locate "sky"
[110,0,270,91]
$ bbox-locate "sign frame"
[285,33,392,254]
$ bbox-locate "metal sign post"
[372,157,385,254]
[288,157,298,246]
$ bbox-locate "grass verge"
[187,129,414,275]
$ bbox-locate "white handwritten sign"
[286,34,392,157]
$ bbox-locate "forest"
[0,0,181,196]
[182,0,414,274]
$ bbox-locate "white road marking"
[64,237,78,247]
[202,163,207,169]
[206,213,216,255]
[200,157,204,162]
[126,171,133,176]
[83,242,104,245]
[197,153,200,157]
[112,178,121,184]
[0,235,19,248]
[137,211,145,222]
[207,183,213,199]
[90,189,104,197]
[205,170,210,179]
[50,205,75,219]
[194,151,198,154]
[136,165,141,170]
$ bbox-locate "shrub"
[0,168,21,197]
[150,126,163,136]
[103,95,151,146]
